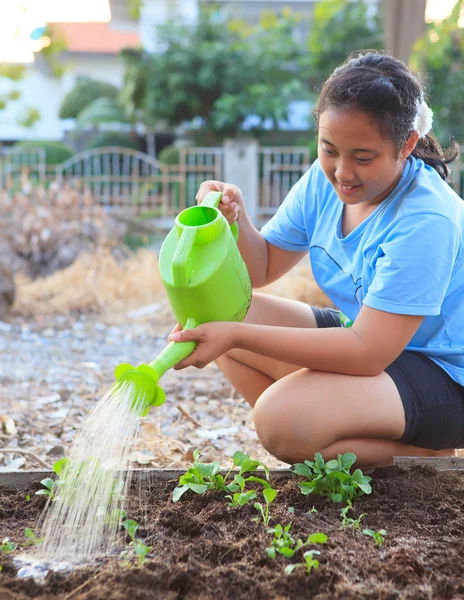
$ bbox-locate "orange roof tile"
[51,22,140,54]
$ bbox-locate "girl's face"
[318,108,417,210]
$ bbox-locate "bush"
[158,145,180,165]
[59,79,120,119]
[14,140,73,165]
[85,132,141,151]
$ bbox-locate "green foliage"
[283,533,328,575]
[85,132,141,151]
[158,145,180,165]
[36,24,68,77]
[0,539,17,553]
[291,452,372,503]
[14,140,73,165]
[173,449,270,502]
[59,78,120,119]
[253,487,278,527]
[411,0,464,144]
[121,518,151,567]
[266,523,327,560]
[24,528,43,546]
[124,9,307,138]
[340,500,367,530]
[303,0,383,93]
[363,528,387,546]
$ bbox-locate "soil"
[1,466,464,600]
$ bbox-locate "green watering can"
[114,191,252,415]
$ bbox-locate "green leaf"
[263,487,277,505]
[172,484,190,502]
[340,452,357,471]
[187,483,209,495]
[39,478,54,492]
[53,457,70,476]
[232,451,249,467]
[266,547,276,559]
[292,463,312,477]
[285,564,299,575]
[279,547,296,558]
[314,453,325,470]
[122,519,138,539]
[331,493,343,503]
[307,532,328,545]
[24,528,34,539]
[245,475,271,489]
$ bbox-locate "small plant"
[363,528,387,546]
[340,500,367,530]
[253,487,277,527]
[121,519,151,567]
[35,457,70,501]
[0,539,17,553]
[24,528,44,546]
[284,533,328,575]
[291,452,372,503]
[266,524,327,560]
[173,449,270,503]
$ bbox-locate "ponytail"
[412,134,459,182]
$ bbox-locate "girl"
[169,51,464,468]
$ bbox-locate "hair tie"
[413,100,433,138]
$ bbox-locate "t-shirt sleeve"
[260,165,315,252]
[364,214,461,315]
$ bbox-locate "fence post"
[224,139,259,225]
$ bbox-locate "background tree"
[59,79,120,120]
[303,0,383,95]
[411,0,464,146]
[125,9,308,140]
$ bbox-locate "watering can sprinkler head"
[114,362,166,417]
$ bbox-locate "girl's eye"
[322,147,336,156]
[355,157,372,164]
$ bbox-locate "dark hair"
[314,50,459,181]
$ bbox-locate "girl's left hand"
[168,322,238,370]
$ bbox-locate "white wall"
[0,54,126,142]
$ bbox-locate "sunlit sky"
[0,0,461,63]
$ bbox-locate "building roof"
[52,22,140,54]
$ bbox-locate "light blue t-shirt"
[261,157,464,386]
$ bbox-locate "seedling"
[0,539,17,553]
[35,457,70,501]
[340,500,367,530]
[24,528,44,546]
[121,519,152,567]
[253,487,277,527]
[173,449,270,503]
[266,525,327,560]
[284,533,328,575]
[291,452,372,503]
[285,550,321,575]
[363,528,387,546]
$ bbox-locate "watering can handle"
[200,191,239,242]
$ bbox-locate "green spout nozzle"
[114,318,198,416]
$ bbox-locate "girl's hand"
[168,322,238,369]
[196,180,244,226]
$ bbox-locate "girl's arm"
[232,306,424,377]
[236,207,306,287]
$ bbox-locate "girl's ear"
[401,130,419,160]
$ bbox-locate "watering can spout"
[114,318,198,416]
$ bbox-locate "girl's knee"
[253,392,322,464]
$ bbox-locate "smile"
[338,182,362,195]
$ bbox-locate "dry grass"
[13,245,332,318]
[12,246,165,317]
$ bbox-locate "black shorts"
[312,307,464,450]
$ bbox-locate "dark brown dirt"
[1,466,464,599]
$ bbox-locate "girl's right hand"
[195,180,244,226]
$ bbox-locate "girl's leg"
[215,293,453,468]
[216,292,320,404]
[252,368,454,468]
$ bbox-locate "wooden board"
[393,456,464,470]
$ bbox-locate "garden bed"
[1,465,464,599]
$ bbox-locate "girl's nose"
[335,160,356,183]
